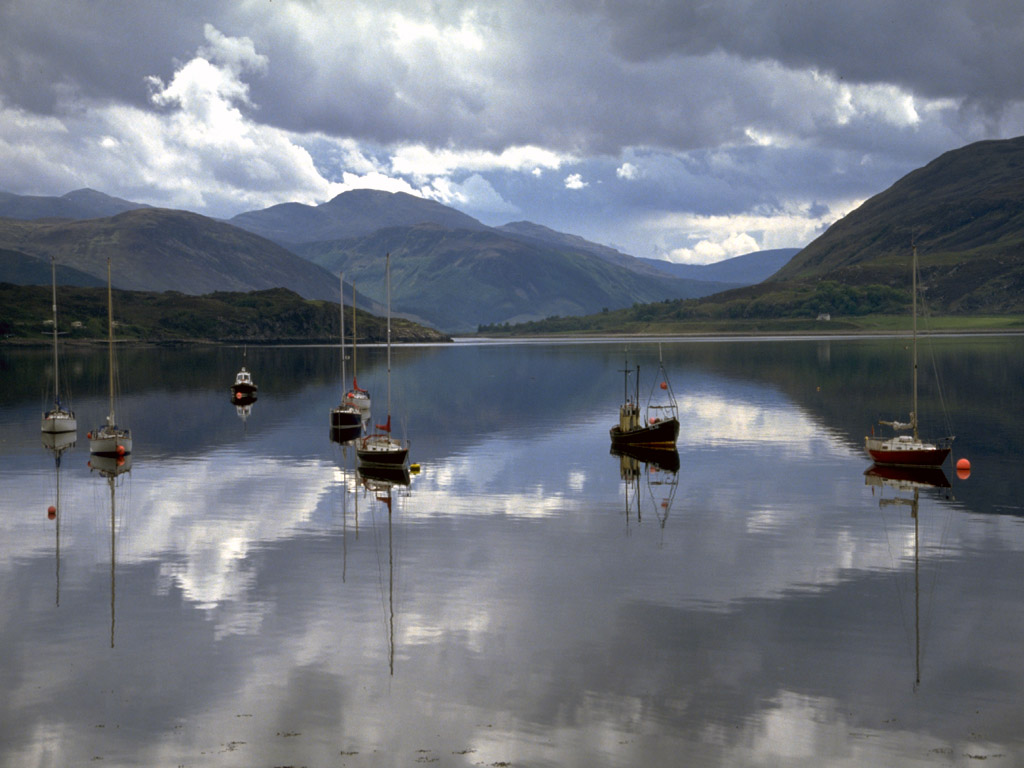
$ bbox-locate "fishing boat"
[865,245,953,467]
[331,272,363,431]
[343,280,371,415]
[610,347,680,448]
[41,256,77,435]
[89,258,132,458]
[357,253,409,468]
[231,348,257,398]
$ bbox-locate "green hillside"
[0,283,448,343]
[771,136,1024,313]
[0,209,346,302]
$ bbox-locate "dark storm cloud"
[596,0,1024,103]
[1,0,1021,261]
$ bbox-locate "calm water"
[1,336,1023,767]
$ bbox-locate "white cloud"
[654,201,862,264]
[423,173,518,217]
[616,162,639,179]
[564,173,588,190]
[390,144,568,181]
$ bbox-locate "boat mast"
[340,272,346,393]
[106,257,114,428]
[51,256,59,406]
[912,244,919,441]
[386,252,392,423]
[352,282,358,387]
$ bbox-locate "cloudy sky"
[2,1,1023,263]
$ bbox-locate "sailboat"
[231,347,258,399]
[865,245,953,467]
[357,253,409,468]
[331,271,363,434]
[41,256,77,435]
[89,258,132,458]
[343,280,371,416]
[610,346,680,448]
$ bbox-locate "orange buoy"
[235,391,242,400]
[87,431,92,439]
[956,457,971,480]
[116,444,125,456]
[660,381,668,390]
[47,506,56,520]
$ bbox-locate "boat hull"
[610,417,680,448]
[41,409,77,434]
[89,427,132,457]
[357,434,409,467]
[865,437,951,467]
[330,406,363,429]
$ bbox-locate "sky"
[2,1,1023,264]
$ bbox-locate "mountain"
[0,188,148,220]
[0,248,105,287]
[770,136,1024,312]
[495,221,672,278]
[229,189,488,245]
[295,223,735,332]
[637,248,799,285]
[0,208,369,305]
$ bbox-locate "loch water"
[1,335,1023,767]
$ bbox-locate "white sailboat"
[356,253,409,468]
[41,256,77,435]
[89,258,132,458]
[331,271,363,433]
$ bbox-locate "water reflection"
[611,445,679,530]
[1,338,1023,765]
[89,452,132,648]
[864,463,952,691]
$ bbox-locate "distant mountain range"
[0,209,356,304]
[5,134,1024,334]
[0,187,780,332]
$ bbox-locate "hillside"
[0,188,148,220]
[229,188,488,245]
[770,136,1024,313]
[295,223,734,333]
[0,209,374,305]
[0,283,448,343]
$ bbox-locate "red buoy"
[116,444,126,456]
[660,381,668,390]
[47,506,56,520]
[235,391,242,400]
[956,457,971,480]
